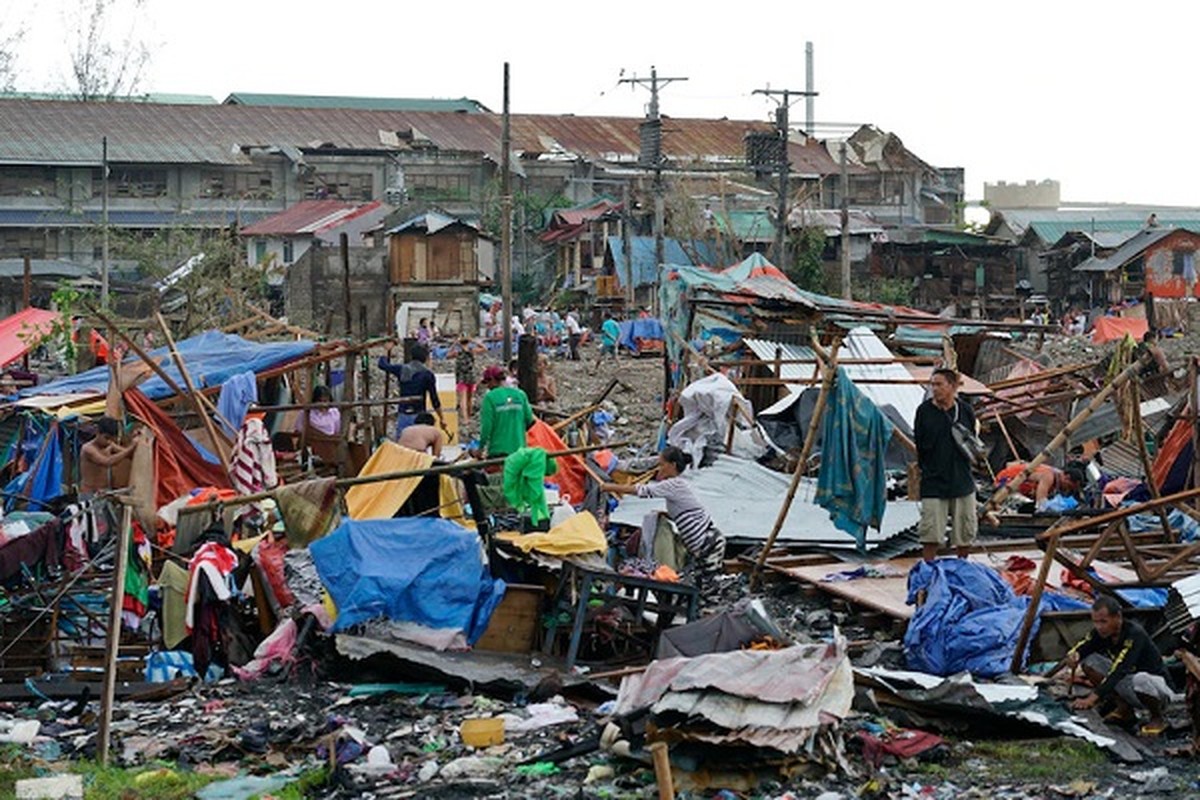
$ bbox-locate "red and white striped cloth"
[231,416,277,496]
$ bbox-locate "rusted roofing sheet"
[0,99,843,174]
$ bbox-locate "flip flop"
[1139,721,1168,737]
[1103,709,1134,724]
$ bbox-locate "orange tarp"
[0,308,59,368]
[125,388,230,511]
[526,420,588,505]
[1091,316,1148,344]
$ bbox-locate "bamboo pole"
[183,440,629,511]
[1131,381,1177,542]
[1010,525,1062,674]
[984,354,1151,518]
[1035,483,1200,542]
[985,362,1092,391]
[749,337,841,590]
[227,291,322,339]
[259,397,423,414]
[649,742,675,800]
[155,313,235,482]
[97,505,132,765]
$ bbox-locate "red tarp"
[525,419,587,505]
[1091,316,1148,344]
[0,308,59,368]
[125,388,230,510]
[1153,417,1192,494]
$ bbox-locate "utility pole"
[620,66,686,314]
[500,63,514,364]
[621,182,634,310]
[101,136,109,309]
[840,141,851,300]
[805,42,816,134]
[754,86,816,271]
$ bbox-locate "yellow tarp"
[345,442,434,520]
[497,511,607,556]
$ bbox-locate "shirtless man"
[396,412,445,456]
[80,416,143,495]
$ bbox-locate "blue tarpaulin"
[903,559,1088,677]
[309,517,505,645]
[607,236,716,288]
[617,318,665,354]
[22,331,315,400]
[3,418,62,510]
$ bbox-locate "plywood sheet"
[782,549,1139,620]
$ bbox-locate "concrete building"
[984,179,1061,209]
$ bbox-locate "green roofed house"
[223,93,490,113]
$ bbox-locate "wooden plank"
[782,549,1139,621]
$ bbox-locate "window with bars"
[406,173,471,201]
[93,167,168,198]
[199,169,275,200]
[0,229,57,258]
[303,171,373,201]
[0,167,57,197]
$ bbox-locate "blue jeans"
[394,412,417,439]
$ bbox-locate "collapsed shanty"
[3,245,1200,798]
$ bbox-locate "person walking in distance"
[914,368,978,562]
[564,308,583,361]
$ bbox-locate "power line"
[753,87,817,269]
[618,66,688,314]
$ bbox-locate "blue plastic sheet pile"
[903,559,1088,677]
[309,517,505,645]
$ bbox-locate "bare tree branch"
[0,21,25,92]
[65,0,153,101]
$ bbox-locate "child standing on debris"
[449,336,483,425]
[602,445,726,580]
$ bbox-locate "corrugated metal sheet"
[224,93,488,113]
[608,453,920,548]
[991,209,1200,244]
[607,236,715,287]
[0,259,92,279]
[240,199,381,236]
[0,99,847,173]
[0,209,271,228]
[1072,228,1178,273]
[746,326,926,428]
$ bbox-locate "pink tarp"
[0,308,59,368]
[1091,316,1148,344]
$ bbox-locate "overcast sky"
[6,0,1198,208]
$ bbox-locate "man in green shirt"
[478,365,534,459]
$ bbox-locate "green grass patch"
[78,762,217,800]
[0,759,219,800]
[252,766,328,800]
[965,738,1108,782]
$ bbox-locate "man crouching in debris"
[1065,595,1175,736]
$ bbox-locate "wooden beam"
[155,313,235,484]
[986,354,1151,517]
[749,335,841,590]
[97,505,132,765]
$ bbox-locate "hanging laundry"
[274,477,341,547]
[216,371,258,437]
[503,447,558,526]
[814,368,895,550]
[121,520,151,630]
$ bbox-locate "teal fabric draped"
[815,368,894,550]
